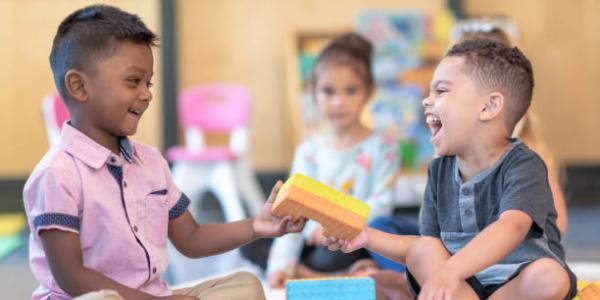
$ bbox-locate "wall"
[0,0,161,178]
[176,0,444,171]
[2,0,599,178]
[465,0,600,164]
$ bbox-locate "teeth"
[426,115,441,125]
[129,109,141,115]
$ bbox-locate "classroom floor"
[2,200,599,299]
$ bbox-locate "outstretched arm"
[169,181,306,258]
[325,227,419,264]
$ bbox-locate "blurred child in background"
[266,32,412,299]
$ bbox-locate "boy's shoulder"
[24,146,80,193]
[30,146,78,176]
[129,139,163,160]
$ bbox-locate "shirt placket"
[458,182,478,233]
[108,156,154,281]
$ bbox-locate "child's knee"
[229,271,264,296]
[231,270,262,285]
[519,258,570,299]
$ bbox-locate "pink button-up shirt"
[24,123,190,300]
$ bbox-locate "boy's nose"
[140,88,152,102]
[422,95,432,107]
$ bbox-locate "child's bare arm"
[364,228,420,263]
[418,209,532,299]
[440,209,531,278]
[39,230,188,300]
[169,181,305,258]
[325,227,419,263]
[168,212,258,257]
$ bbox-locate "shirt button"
[123,181,128,188]
[152,267,157,274]
[461,188,470,196]
[133,225,138,232]
[464,209,472,216]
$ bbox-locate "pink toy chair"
[166,84,265,222]
[42,92,70,146]
[166,84,266,283]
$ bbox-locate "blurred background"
[1,0,599,298]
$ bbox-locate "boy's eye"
[435,88,447,95]
[147,81,154,88]
[346,86,358,95]
[127,78,141,85]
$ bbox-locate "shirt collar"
[59,123,141,169]
[453,138,522,184]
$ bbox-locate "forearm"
[441,211,530,279]
[365,227,419,263]
[57,265,153,299]
[180,219,256,258]
[41,230,153,299]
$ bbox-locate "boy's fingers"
[276,217,289,232]
[266,180,283,204]
[327,243,340,251]
[289,218,306,232]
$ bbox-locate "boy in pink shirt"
[23,4,305,300]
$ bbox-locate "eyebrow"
[430,80,453,89]
[126,66,152,75]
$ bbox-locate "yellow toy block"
[272,173,370,240]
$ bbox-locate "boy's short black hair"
[447,39,534,132]
[49,4,158,100]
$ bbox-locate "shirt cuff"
[34,213,80,235]
[169,193,191,220]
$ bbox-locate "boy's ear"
[64,70,88,103]
[480,92,504,121]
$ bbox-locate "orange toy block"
[272,173,370,240]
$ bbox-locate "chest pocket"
[144,189,169,246]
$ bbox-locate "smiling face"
[423,56,488,156]
[314,64,371,133]
[73,40,154,149]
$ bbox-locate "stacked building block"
[286,276,376,300]
[272,173,370,241]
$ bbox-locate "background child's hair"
[49,4,158,100]
[311,32,374,88]
[446,39,534,132]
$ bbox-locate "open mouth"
[425,114,442,140]
[128,108,142,116]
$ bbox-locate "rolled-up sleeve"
[25,167,82,235]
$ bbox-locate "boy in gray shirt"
[325,39,577,299]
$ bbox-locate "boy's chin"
[118,127,138,137]
[433,146,450,157]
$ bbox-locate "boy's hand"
[252,181,306,238]
[417,271,461,300]
[306,225,324,246]
[323,228,368,253]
